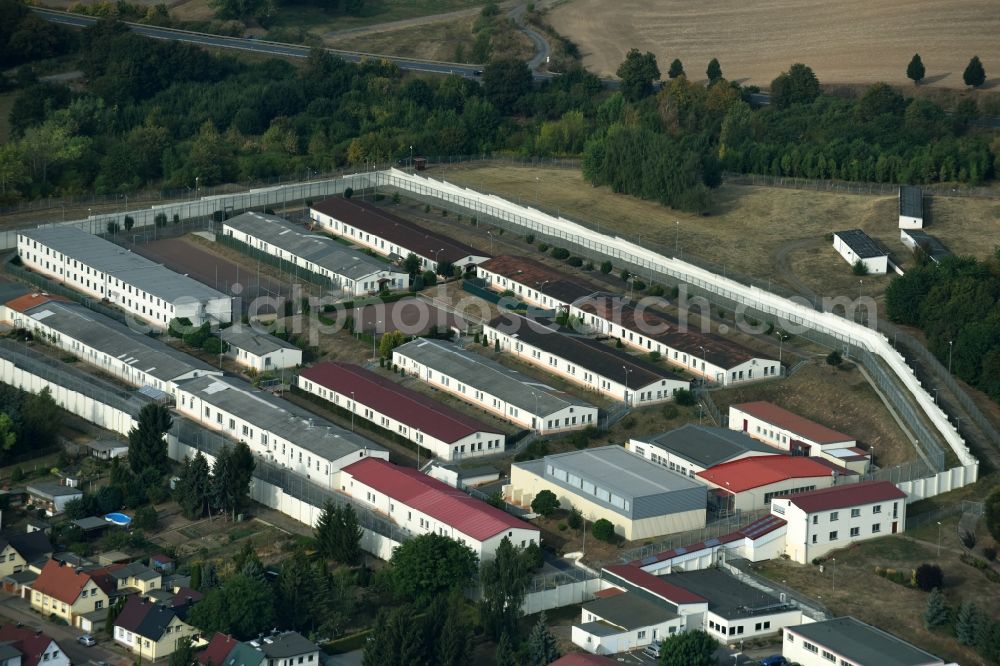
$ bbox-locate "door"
[891,521,898,534]
[743,419,748,432]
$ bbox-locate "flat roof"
[582,591,678,630]
[834,229,884,259]
[343,457,534,541]
[637,424,779,468]
[489,312,687,387]
[20,227,228,303]
[572,294,771,369]
[224,212,394,281]
[311,198,487,264]
[478,255,594,304]
[667,569,792,620]
[516,446,706,519]
[175,375,386,463]
[899,186,923,219]
[298,362,502,443]
[18,300,217,383]
[393,338,595,416]
[731,401,853,444]
[698,456,854,493]
[778,480,906,514]
[220,325,299,357]
[603,564,706,606]
[788,616,944,666]
[901,230,951,263]
[26,482,82,498]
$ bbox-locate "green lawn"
[272,0,487,33]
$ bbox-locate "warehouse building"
[3,293,220,398]
[508,446,707,540]
[220,325,302,372]
[338,457,538,560]
[485,312,689,405]
[310,198,489,274]
[297,362,506,461]
[17,227,232,329]
[569,293,780,386]
[783,617,949,666]
[174,375,388,488]
[832,229,888,274]
[392,338,598,434]
[222,212,407,296]
[627,424,780,480]
[897,186,924,229]
[697,455,855,513]
[900,229,950,265]
[477,255,594,311]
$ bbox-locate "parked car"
[78,635,96,647]
[642,641,662,658]
[759,656,789,666]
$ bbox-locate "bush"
[344,187,353,199]
[960,531,977,550]
[525,234,535,244]
[530,489,560,517]
[662,404,679,420]
[568,508,582,530]
[538,242,550,252]
[154,213,167,227]
[647,283,665,296]
[10,467,24,483]
[620,269,631,281]
[391,192,401,204]
[852,259,869,276]
[123,215,135,231]
[632,280,646,291]
[551,247,570,260]
[584,261,594,271]
[649,350,661,362]
[914,563,944,591]
[421,270,437,287]
[107,221,120,234]
[600,260,613,274]
[201,337,228,355]
[424,204,431,213]
[675,389,697,406]
[592,519,616,543]
[567,256,583,267]
[984,545,997,561]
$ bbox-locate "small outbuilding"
[220,326,302,372]
[832,229,887,274]
[898,185,924,229]
[900,229,950,265]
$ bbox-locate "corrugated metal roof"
[603,564,706,605]
[731,401,854,444]
[342,457,535,542]
[478,255,594,304]
[697,456,854,493]
[778,481,906,514]
[834,229,884,259]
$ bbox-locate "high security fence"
[376,168,979,495]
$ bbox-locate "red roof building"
[777,480,906,514]
[0,625,65,666]
[340,457,539,559]
[31,560,116,605]
[298,362,505,461]
[729,401,855,450]
[4,293,67,315]
[550,654,619,665]
[697,456,855,512]
[477,255,595,309]
[197,633,239,666]
[603,564,707,606]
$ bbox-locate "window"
[637,630,646,639]
[822,650,836,662]
[873,505,882,514]
[829,531,838,540]
[786,633,794,643]
[812,515,818,525]
[829,511,839,522]
[851,508,860,517]
[804,641,818,654]
[872,524,881,533]
[850,527,860,537]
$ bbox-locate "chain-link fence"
[723,172,1000,201]
[619,509,770,564]
[4,259,132,326]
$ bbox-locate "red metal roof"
[603,564,706,605]
[630,514,787,567]
[298,362,500,443]
[778,481,907,514]
[197,632,238,666]
[5,292,67,314]
[0,625,62,666]
[550,655,618,666]
[31,560,116,605]
[697,456,853,493]
[731,401,854,444]
[342,457,535,542]
[311,197,486,264]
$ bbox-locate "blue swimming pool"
[104,512,132,526]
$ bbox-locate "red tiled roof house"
[29,560,117,628]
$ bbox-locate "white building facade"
[220,326,303,372]
[832,230,888,275]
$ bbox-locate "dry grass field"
[432,164,1000,303]
[549,0,1000,89]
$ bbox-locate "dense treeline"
[2,6,998,212]
[885,253,1000,402]
[0,385,62,463]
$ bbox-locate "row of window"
[812,524,882,544]
[546,464,631,511]
[787,634,856,666]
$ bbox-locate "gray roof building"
[72,516,111,533]
[899,186,923,219]
[787,616,946,666]
[19,227,227,304]
[26,482,82,501]
[250,631,319,660]
[220,326,299,358]
[833,229,884,259]
[900,229,950,264]
[393,338,594,417]
[223,213,395,282]
[514,446,706,520]
[110,561,161,584]
[19,300,217,384]
[583,591,678,630]
[175,375,386,464]
[667,569,793,620]
[633,424,778,469]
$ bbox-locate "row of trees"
[924,590,1000,662]
[907,53,987,88]
[172,444,255,521]
[0,385,61,464]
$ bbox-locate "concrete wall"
[522,576,604,615]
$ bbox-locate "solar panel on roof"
[704,538,720,547]
[641,556,657,565]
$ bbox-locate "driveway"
[0,596,126,665]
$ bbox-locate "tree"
[134,506,158,531]
[233,541,263,579]
[495,632,517,666]
[437,590,473,666]
[379,330,406,359]
[592,518,616,542]
[616,48,660,102]
[402,252,421,275]
[659,629,718,666]
[168,637,195,666]
[770,63,821,109]
[482,58,533,114]
[0,142,29,199]
[706,58,722,83]
[826,350,843,368]
[421,269,437,287]
[914,563,943,591]
[315,501,364,565]
[127,403,171,477]
[600,260,613,274]
[314,500,338,560]
[668,58,685,79]
[923,587,950,629]
[526,611,560,665]
[956,601,980,645]
[189,573,275,640]
[480,537,530,641]
[987,491,1000,543]
[907,53,926,84]
[18,120,87,186]
[388,533,478,601]
[211,442,255,521]
[175,452,212,519]
[105,595,126,634]
[530,489,560,517]
[963,56,986,88]
[0,413,16,453]
[275,551,317,633]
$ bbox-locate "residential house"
[29,559,116,628]
[0,625,69,666]
[247,631,320,666]
[113,596,198,660]
[197,633,238,666]
[0,532,52,578]
[25,483,82,517]
[150,555,175,574]
[109,561,162,594]
[571,588,684,655]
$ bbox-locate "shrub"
[551,247,570,260]
[344,187,353,199]
[424,204,431,213]
[440,208,447,216]
[172,213,180,224]
[826,350,843,368]
[662,404,679,420]
[852,259,869,276]
[567,256,583,267]
[584,261,594,271]
[10,467,24,483]
[632,280,646,291]
[649,350,661,362]
[568,508,582,530]
[592,519,616,543]
[620,269,631,281]
[107,221,120,234]
[525,234,535,244]
[391,192,400,204]
[984,545,997,561]
[675,389,697,406]
[531,489,560,517]
[600,260,613,274]
[557,523,567,531]
[914,563,944,591]
[538,242,550,252]
[421,270,437,287]
[201,337,228,355]
[647,283,665,297]
[960,531,977,550]
[154,213,167,227]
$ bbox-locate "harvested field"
[549,0,1000,89]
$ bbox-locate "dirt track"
[550,0,1000,89]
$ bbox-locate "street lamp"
[697,345,707,377]
[937,521,942,556]
[433,248,445,273]
[409,145,414,172]
[487,231,494,255]
[948,340,954,374]
[831,557,837,591]
[622,365,631,406]
[674,220,679,252]
[372,320,383,360]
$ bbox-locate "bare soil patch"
[549,0,1000,89]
